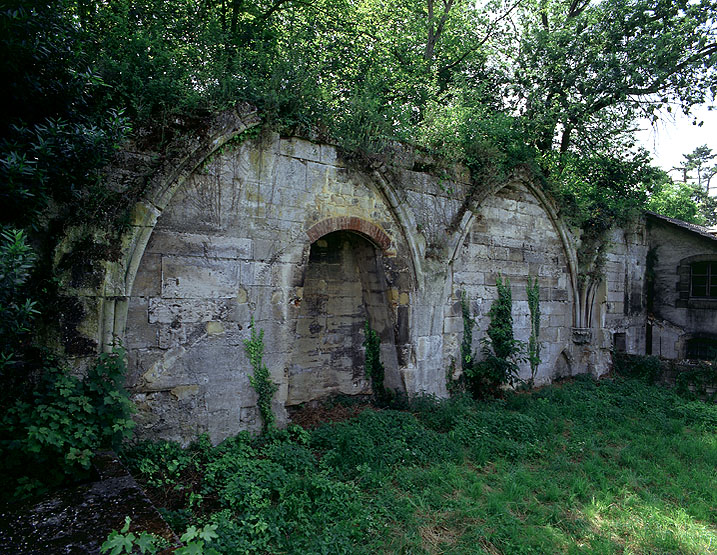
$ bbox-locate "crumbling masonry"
[57,107,717,444]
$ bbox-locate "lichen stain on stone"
[142,346,187,386]
[236,286,248,304]
[171,384,200,401]
[205,321,224,335]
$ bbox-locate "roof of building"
[645,211,717,242]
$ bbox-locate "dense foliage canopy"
[3,0,717,227]
[1,0,717,497]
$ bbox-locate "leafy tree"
[647,180,706,225]
[671,144,717,192]
[549,150,659,229]
[509,0,717,156]
[0,3,135,498]
[656,145,717,225]
[0,2,129,229]
[700,195,717,226]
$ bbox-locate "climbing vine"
[464,275,522,398]
[486,275,519,362]
[460,291,474,377]
[244,318,278,433]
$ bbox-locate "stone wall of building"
[646,216,717,359]
[59,108,673,445]
[594,226,649,364]
[123,131,421,443]
[117,128,590,443]
[450,182,575,384]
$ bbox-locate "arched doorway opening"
[287,230,397,405]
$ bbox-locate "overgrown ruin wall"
[60,108,667,444]
[123,132,420,441]
[594,226,649,359]
[450,182,574,383]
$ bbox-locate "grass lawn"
[122,376,717,554]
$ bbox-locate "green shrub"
[674,362,717,402]
[364,321,389,404]
[460,290,474,381]
[671,400,717,430]
[123,427,373,554]
[406,393,475,433]
[613,352,663,383]
[1,348,135,498]
[100,516,219,555]
[311,410,463,478]
[0,228,37,375]
[121,376,717,554]
[526,275,541,386]
[450,403,547,460]
[121,439,196,489]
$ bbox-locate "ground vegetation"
[121,376,717,554]
[2,0,717,497]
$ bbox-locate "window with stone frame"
[690,261,717,298]
[676,255,717,307]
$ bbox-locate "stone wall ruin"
[59,107,682,445]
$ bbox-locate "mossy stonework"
[57,109,717,444]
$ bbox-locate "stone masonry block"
[280,137,321,162]
[416,335,442,362]
[443,316,464,334]
[124,298,158,348]
[320,144,340,165]
[274,155,307,189]
[161,256,240,298]
[133,253,162,296]
[148,298,232,324]
[148,231,253,260]
[307,161,328,191]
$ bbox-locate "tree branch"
[441,0,527,72]
[567,0,591,19]
[257,0,295,24]
[424,0,455,61]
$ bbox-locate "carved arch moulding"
[449,172,581,329]
[97,105,263,351]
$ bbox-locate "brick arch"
[306,217,392,251]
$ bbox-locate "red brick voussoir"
[306,217,392,251]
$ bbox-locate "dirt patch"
[419,521,461,553]
[0,451,178,554]
[288,398,376,429]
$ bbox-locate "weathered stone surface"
[453,183,574,385]
[645,215,717,359]
[65,119,717,445]
[0,452,178,554]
